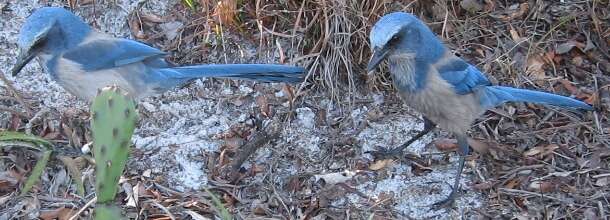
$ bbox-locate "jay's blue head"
[367,12,446,72]
[12,7,91,76]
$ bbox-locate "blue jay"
[11,7,305,101]
[367,12,593,208]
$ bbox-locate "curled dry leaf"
[555,41,578,54]
[525,54,547,82]
[369,159,394,171]
[594,177,609,187]
[467,138,490,155]
[524,144,558,158]
[140,13,165,23]
[471,181,494,190]
[434,138,457,152]
[256,95,271,117]
[504,178,521,189]
[314,170,356,185]
[528,181,555,193]
[509,25,521,42]
[39,207,77,220]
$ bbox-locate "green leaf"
[20,150,51,196]
[204,188,233,220]
[182,0,196,11]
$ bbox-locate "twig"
[25,108,50,134]
[230,127,280,171]
[498,188,564,202]
[497,164,546,180]
[69,196,97,220]
[152,201,176,220]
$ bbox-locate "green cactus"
[90,85,137,219]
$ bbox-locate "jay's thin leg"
[372,117,436,159]
[431,135,470,209]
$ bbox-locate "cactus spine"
[90,85,137,219]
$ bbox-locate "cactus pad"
[90,85,137,203]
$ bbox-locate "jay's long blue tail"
[166,64,305,83]
[479,86,593,110]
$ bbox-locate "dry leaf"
[40,207,77,220]
[556,41,577,54]
[467,138,490,155]
[460,0,483,12]
[528,181,555,193]
[256,95,270,117]
[314,170,356,185]
[434,138,457,151]
[509,26,521,42]
[505,178,521,189]
[471,181,494,190]
[140,13,165,23]
[559,79,578,95]
[185,210,211,220]
[524,144,558,158]
[525,54,547,82]
[369,159,394,171]
[594,177,609,187]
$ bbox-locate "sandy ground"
[0,0,483,218]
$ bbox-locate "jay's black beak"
[367,47,389,73]
[11,47,37,76]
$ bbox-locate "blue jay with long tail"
[11,7,305,101]
[367,12,593,208]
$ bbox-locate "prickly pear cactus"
[90,85,137,205]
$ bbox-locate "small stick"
[230,128,279,171]
[69,196,97,220]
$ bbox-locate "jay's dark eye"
[389,35,400,44]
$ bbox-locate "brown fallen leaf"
[524,144,558,158]
[525,54,547,82]
[369,159,394,171]
[434,138,457,152]
[559,79,579,95]
[140,13,165,23]
[40,207,77,220]
[471,181,494,190]
[505,178,521,189]
[509,25,521,42]
[467,138,490,155]
[528,180,555,193]
[256,95,271,117]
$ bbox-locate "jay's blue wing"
[62,38,168,71]
[436,59,491,95]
